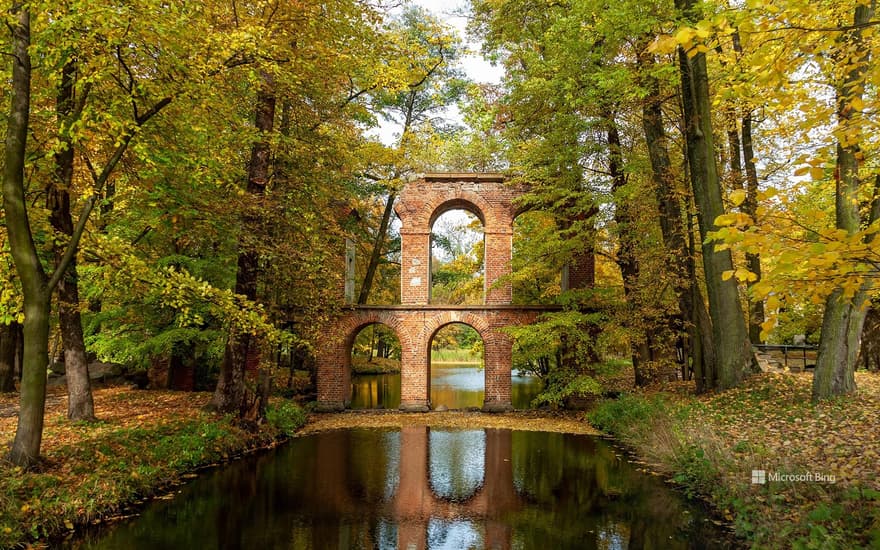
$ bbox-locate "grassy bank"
[588,372,880,549]
[350,356,400,374]
[431,347,480,363]
[0,387,306,548]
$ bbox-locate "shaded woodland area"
[1,0,878,491]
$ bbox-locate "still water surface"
[351,364,543,410]
[66,428,731,549]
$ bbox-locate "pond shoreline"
[2,385,742,549]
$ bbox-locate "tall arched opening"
[349,323,402,409]
[428,322,485,409]
[430,207,485,305]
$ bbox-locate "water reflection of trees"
[70,428,729,549]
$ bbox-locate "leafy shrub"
[588,393,662,437]
[264,401,307,436]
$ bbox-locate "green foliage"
[510,211,563,305]
[430,212,485,305]
[352,323,401,361]
[588,393,664,435]
[264,401,307,437]
[0,246,23,326]
[533,372,601,407]
[431,323,481,359]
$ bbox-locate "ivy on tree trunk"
[211,73,276,419]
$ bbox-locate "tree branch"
[49,96,172,292]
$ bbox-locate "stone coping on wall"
[420,172,507,182]
[342,304,563,311]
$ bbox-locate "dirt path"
[299,409,600,436]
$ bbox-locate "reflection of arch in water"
[393,426,523,549]
[428,430,485,501]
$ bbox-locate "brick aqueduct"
[316,173,586,412]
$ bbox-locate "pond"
[64,428,733,549]
[351,364,543,410]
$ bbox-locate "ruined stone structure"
[316,173,580,412]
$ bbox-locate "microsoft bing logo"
[751,470,766,484]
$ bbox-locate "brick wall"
[395,174,524,305]
[315,306,544,411]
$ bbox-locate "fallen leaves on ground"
[1,386,212,459]
[299,409,599,436]
[610,370,880,547]
[685,371,880,492]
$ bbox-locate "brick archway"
[316,310,405,409]
[316,173,561,412]
[420,312,511,410]
[396,174,524,306]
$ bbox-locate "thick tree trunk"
[50,61,95,421]
[639,48,712,382]
[676,0,752,390]
[3,4,53,468]
[11,295,51,467]
[813,2,875,401]
[741,114,765,344]
[687,207,717,392]
[211,75,276,416]
[0,323,23,392]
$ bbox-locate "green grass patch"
[264,401,308,436]
[430,347,480,363]
[0,402,306,548]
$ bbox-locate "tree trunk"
[3,4,53,468]
[639,47,711,382]
[358,192,397,304]
[50,60,95,421]
[211,74,276,416]
[741,113,765,344]
[858,304,880,371]
[606,115,653,386]
[813,2,875,401]
[0,323,22,392]
[676,0,751,391]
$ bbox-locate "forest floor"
[0,386,302,548]
[589,370,880,549]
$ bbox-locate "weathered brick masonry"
[316,173,577,412]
